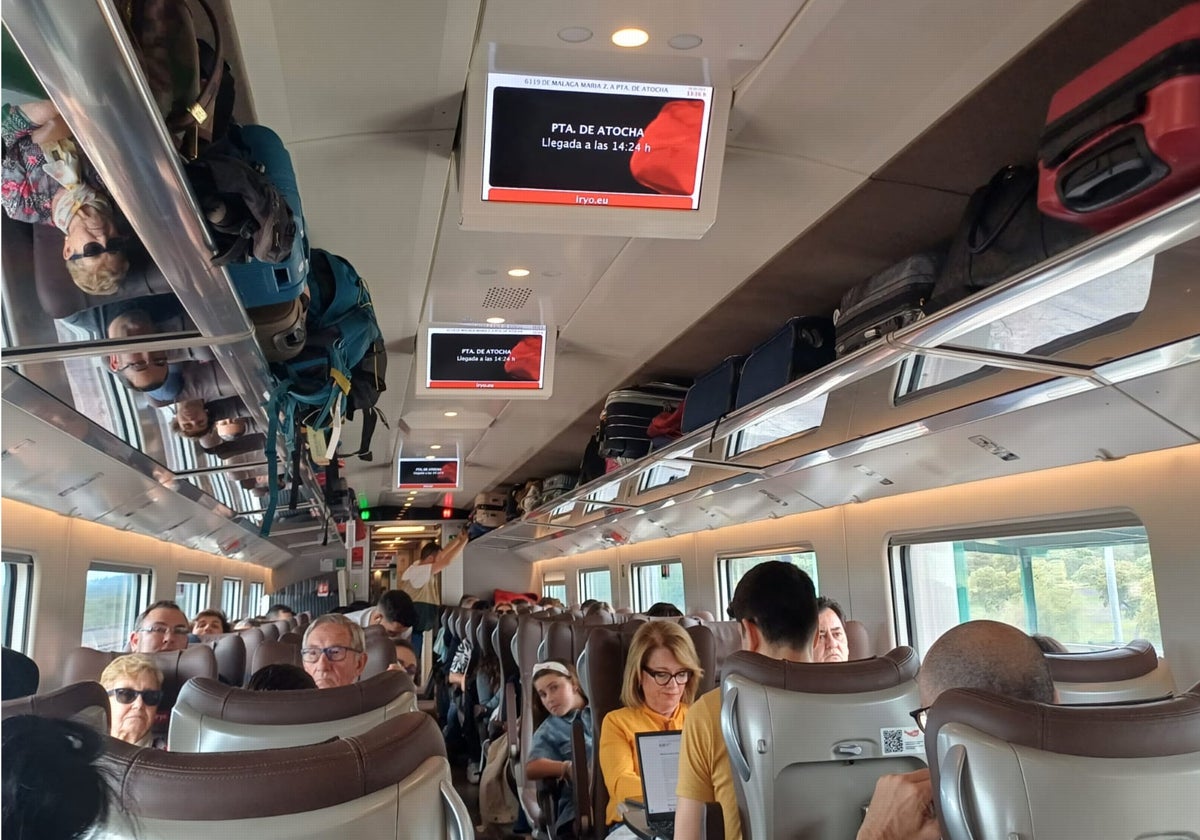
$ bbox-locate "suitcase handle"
[1055,124,1169,213]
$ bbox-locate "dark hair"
[1031,633,1070,654]
[1,648,40,701]
[645,602,683,618]
[192,609,232,634]
[471,600,493,611]
[815,596,846,625]
[267,604,294,618]
[420,542,439,560]
[580,599,598,611]
[511,597,531,607]
[585,601,611,616]
[134,600,186,627]
[727,561,818,651]
[246,663,317,691]
[529,658,588,728]
[377,590,417,628]
[2,716,113,840]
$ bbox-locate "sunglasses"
[107,687,163,706]
[69,236,130,261]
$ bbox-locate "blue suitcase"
[735,316,835,409]
[226,124,310,308]
[682,355,746,434]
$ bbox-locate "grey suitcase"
[833,253,942,358]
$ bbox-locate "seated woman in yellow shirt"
[598,620,704,833]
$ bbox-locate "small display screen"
[396,458,459,489]
[483,72,714,210]
[425,324,546,390]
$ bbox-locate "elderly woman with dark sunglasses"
[99,654,165,748]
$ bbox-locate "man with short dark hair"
[675,562,820,840]
[266,604,295,621]
[344,590,418,640]
[128,601,190,653]
[395,528,469,657]
[813,595,850,662]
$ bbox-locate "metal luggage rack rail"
[476,186,1200,547]
[1,0,329,534]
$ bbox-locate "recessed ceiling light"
[486,316,506,325]
[507,268,530,278]
[612,28,649,48]
[430,444,442,450]
[558,26,593,43]
[443,411,458,417]
[668,33,703,50]
[424,455,437,460]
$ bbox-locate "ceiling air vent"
[970,435,1020,461]
[482,286,532,310]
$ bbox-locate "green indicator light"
[361,509,371,521]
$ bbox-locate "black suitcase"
[736,316,835,408]
[682,355,746,434]
[600,383,688,459]
[834,254,941,358]
[932,165,1089,309]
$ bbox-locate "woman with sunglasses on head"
[598,621,703,835]
[99,654,165,748]
[2,100,130,295]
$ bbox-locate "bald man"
[856,621,1056,840]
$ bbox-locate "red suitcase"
[1038,3,1200,231]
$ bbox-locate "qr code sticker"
[882,728,905,755]
[880,726,924,756]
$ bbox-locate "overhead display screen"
[425,324,547,390]
[483,72,714,210]
[396,458,459,490]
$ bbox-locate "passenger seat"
[1044,639,1176,703]
[1,680,111,734]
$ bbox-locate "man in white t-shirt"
[395,528,469,657]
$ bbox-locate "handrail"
[512,186,1200,527]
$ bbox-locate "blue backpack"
[260,248,386,535]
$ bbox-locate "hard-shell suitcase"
[227,124,310,308]
[1038,3,1200,232]
[681,355,746,434]
[472,490,508,529]
[737,316,835,407]
[540,473,578,503]
[834,254,941,358]
[932,165,1088,309]
[600,383,688,459]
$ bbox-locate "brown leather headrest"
[1045,639,1159,683]
[1,680,111,731]
[100,711,445,820]
[175,669,415,725]
[721,647,919,693]
[62,647,218,708]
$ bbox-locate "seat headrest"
[100,711,445,820]
[250,639,302,674]
[927,684,1200,761]
[175,670,416,725]
[259,624,281,642]
[845,619,871,660]
[1,680,111,733]
[190,634,247,687]
[721,647,919,693]
[63,647,218,707]
[1045,639,1158,682]
[2,647,40,700]
[361,625,397,680]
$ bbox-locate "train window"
[1,552,34,652]
[542,572,567,603]
[639,462,692,492]
[248,581,266,615]
[221,578,244,620]
[891,522,1162,658]
[175,573,210,619]
[584,481,620,515]
[718,548,819,616]
[579,567,613,603]
[728,395,829,457]
[895,256,1153,400]
[631,560,686,613]
[82,563,152,650]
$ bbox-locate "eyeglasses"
[300,645,362,663]
[116,357,168,373]
[69,236,129,261]
[139,624,189,637]
[910,706,931,733]
[107,687,163,706]
[643,668,692,686]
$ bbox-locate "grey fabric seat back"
[190,634,246,687]
[1,680,111,734]
[95,713,473,840]
[1044,639,1176,702]
[720,648,923,840]
[169,670,418,751]
[259,623,281,642]
[236,627,265,682]
[250,639,302,675]
[926,684,1200,840]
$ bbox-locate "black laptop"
[634,730,683,838]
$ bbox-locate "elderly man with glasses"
[300,614,368,689]
[128,601,191,653]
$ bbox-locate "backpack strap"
[165,0,224,136]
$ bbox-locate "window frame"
[629,558,686,614]
[175,572,210,619]
[578,566,614,604]
[248,581,266,616]
[541,571,567,603]
[1,552,35,652]
[221,577,244,620]
[82,562,153,650]
[716,545,818,617]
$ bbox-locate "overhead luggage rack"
[1,0,330,544]
[472,187,1200,560]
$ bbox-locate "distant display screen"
[397,458,459,489]
[483,72,713,210]
[426,324,546,390]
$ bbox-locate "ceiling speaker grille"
[482,286,532,310]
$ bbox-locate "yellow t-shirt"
[677,688,740,840]
[598,702,689,827]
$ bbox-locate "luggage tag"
[305,426,330,466]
